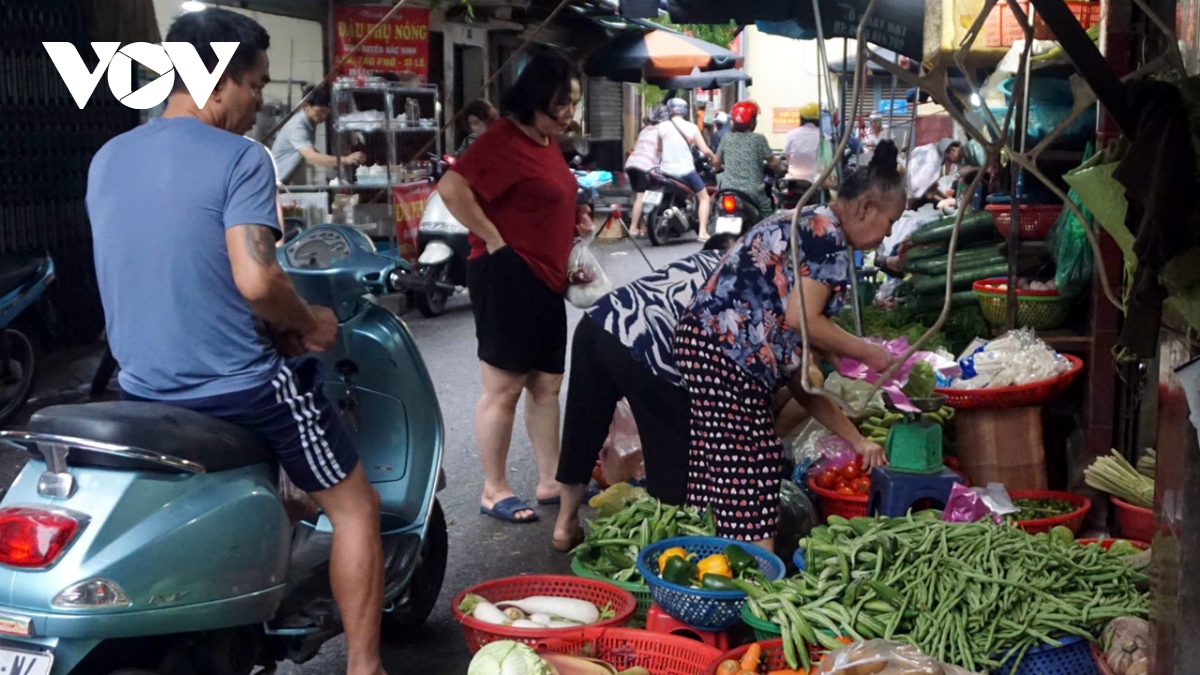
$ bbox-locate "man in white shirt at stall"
[270,84,365,185]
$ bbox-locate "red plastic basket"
[986,204,1063,240]
[1008,490,1091,534]
[1112,497,1155,544]
[451,575,637,653]
[709,638,830,674]
[807,477,868,521]
[935,354,1083,409]
[983,2,1101,49]
[1077,538,1150,551]
[536,627,723,675]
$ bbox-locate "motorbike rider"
[658,98,716,240]
[784,102,836,195]
[84,10,386,675]
[712,101,783,216]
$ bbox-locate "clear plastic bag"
[598,399,644,485]
[952,328,1070,389]
[815,639,984,675]
[565,232,613,309]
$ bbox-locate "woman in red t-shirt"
[439,52,591,525]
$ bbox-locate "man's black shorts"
[466,246,567,375]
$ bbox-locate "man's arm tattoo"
[244,225,277,266]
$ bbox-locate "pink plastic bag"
[838,337,959,412]
[942,482,1000,524]
[599,400,645,484]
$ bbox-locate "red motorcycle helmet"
[730,101,760,126]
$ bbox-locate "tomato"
[943,455,961,470]
[836,485,856,496]
[853,477,871,494]
[853,455,864,471]
[840,462,860,480]
[817,467,838,490]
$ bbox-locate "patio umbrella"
[647,67,752,90]
[585,29,744,82]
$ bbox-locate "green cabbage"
[467,641,552,675]
[902,361,936,400]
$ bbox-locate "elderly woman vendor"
[675,141,908,552]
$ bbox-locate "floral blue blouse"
[684,207,851,391]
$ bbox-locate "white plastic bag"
[598,399,644,484]
[565,233,612,309]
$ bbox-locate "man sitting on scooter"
[85,10,387,675]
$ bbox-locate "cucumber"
[902,290,982,311]
[906,244,948,261]
[906,249,1008,276]
[903,242,1007,272]
[909,262,1010,296]
[909,210,997,246]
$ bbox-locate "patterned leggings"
[675,315,787,542]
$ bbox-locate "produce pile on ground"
[573,496,715,584]
[1085,450,1154,509]
[468,640,651,675]
[896,211,1005,313]
[740,514,1148,673]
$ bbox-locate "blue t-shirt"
[87,117,282,400]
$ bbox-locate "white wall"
[742,26,855,149]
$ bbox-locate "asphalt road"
[0,235,703,675]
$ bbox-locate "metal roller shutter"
[587,77,624,141]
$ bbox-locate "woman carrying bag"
[658,98,716,240]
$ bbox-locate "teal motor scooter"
[0,225,446,675]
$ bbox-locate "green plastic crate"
[885,422,944,473]
[570,555,651,621]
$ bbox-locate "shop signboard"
[773,107,800,134]
[393,181,435,262]
[334,6,430,80]
[878,99,908,116]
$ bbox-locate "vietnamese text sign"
[393,181,435,261]
[334,6,430,80]
[773,107,800,134]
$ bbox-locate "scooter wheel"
[415,264,451,318]
[384,500,448,634]
[646,210,673,247]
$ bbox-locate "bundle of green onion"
[1085,450,1154,508]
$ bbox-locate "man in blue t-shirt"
[85,10,386,675]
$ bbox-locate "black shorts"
[627,168,652,193]
[467,246,567,374]
[122,358,358,494]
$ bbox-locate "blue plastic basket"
[637,536,785,631]
[792,546,806,571]
[992,636,1099,675]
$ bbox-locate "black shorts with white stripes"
[121,358,359,493]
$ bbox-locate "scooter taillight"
[0,507,79,568]
[722,195,737,213]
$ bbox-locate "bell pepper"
[696,553,733,579]
[700,573,739,591]
[657,546,688,573]
[723,544,756,577]
[661,555,698,586]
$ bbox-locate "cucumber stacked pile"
[897,210,1005,312]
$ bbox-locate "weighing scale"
[883,392,946,474]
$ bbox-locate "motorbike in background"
[708,189,764,237]
[0,226,447,674]
[641,157,717,246]
[0,253,55,425]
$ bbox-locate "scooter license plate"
[0,647,53,675]
[643,191,663,206]
[715,217,743,235]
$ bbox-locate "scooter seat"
[0,255,44,297]
[28,402,271,473]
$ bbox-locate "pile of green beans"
[572,497,714,584]
[745,514,1148,673]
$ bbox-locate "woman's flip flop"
[480,496,539,523]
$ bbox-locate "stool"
[644,603,731,650]
[867,466,964,517]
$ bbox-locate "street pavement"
[0,235,703,675]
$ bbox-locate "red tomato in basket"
[853,455,864,471]
[836,485,856,496]
[817,468,838,490]
[853,477,871,494]
[840,462,860,480]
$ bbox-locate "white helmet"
[666,98,689,116]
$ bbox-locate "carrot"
[766,670,806,675]
[740,643,762,672]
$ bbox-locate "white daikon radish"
[546,620,584,629]
[529,613,553,625]
[510,619,547,629]
[458,594,510,625]
[503,607,526,622]
[495,597,600,624]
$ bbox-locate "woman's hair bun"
[869,139,900,173]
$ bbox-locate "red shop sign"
[393,180,435,262]
[334,6,430,80]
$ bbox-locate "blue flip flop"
[480,496,539,523]
[537,486,602,506]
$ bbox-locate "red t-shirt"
[452,118,578,292]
